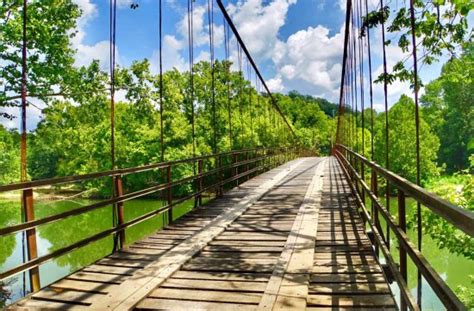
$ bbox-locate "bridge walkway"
[13,157,397,310]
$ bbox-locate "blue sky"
[3,0,469,130]
[72,0,351,100]
[70,0,471,107]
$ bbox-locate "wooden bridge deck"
[12,157,397,310]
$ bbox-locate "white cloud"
[150,35,186,73]
[267,75,284,92]
[71,0,119,71]
[117,0,133,8]
[271,25,345,100]
[227,0,296,62]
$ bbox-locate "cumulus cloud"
[148,2,226,73]
[227,0,295,62]
[267,75,284,92]
[270,25,345,100]
[72,0,119,71]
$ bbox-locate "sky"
[2,0,469,130]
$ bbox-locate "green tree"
[0,125,20,184]
[1,1,81,116]
[421,43,474,172]
[374,95,440,184]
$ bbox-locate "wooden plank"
[309,273,388,283]
[137,298,257,310]
[182,262,276,273]
[186,257,278,266]
[89,159,306,309]
[96,258,149,268]
[171,271,271,282]
[307,294,396,307]
[306,158,396,309]
[203,246,284,253]
[161,278,267,292]
[209,240,286,247]
[14,299,84,310]
[259,158,326,310]
[314,257,378,266]
[31,288,97,305]
[215,235,288,241]
[308,282,391,294]
[50,279,118,294]
[148,288,262,304]
[307,307,397,311]
[82,264,138,276]
[311,265,382,275]
[67,271,128,284]
[198,251,280,259]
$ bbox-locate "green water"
[0,197,196,306]
[0,196,472,309]
[373,197,473,310]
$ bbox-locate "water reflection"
[0,197,195,305]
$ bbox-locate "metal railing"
[334,144,473,311]
[0,147,303,295]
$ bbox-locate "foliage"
[373,95,440,184]
[456,275,474,309]
[278,92,335,154]
[420,163,474,260]
[364,0,472,87]
[0,57,335,193]
[421,43,474,172]
[0,125,20,184]
[0,0,80,118]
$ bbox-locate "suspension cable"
[409,0,423,306]
[187,0,196,161]
[247,58,254,146]
[237,44,244,143]
[364,0,375,159]
[379,0,390,249]
[20,0,28,295]
[223,18,232,149]
[109,0,119,252]
[110,0,117,170]
[357,0,365,159]
[207,0,217,154]
[159,0,164,162]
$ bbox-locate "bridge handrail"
[336,144,474,237]
[0,147,274,193]
[0,147,301,291]
[334,144,471,310]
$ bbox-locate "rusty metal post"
[22,189,40,292]
[398,190,408,311]
[246,151,250,181]
[198,159,203,206]
[361,162,366,206]
[233,153,239,186]
[371,170,380,257]
[216,155,223,197]
[166,165,172,223]
[114,175,125,248]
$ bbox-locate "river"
[0,197,472,309]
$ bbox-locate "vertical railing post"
[114,175,125,248]
[217,155,223,197]
[371,169,380,257]
[246,151,250,181]
[398,190,408,311]
[361,162,365,206]
[22,188,40,292]
[233,153,239,187]
[198,159,203,206]
[167,165,172,223]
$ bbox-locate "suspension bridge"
[1,0,473,310]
